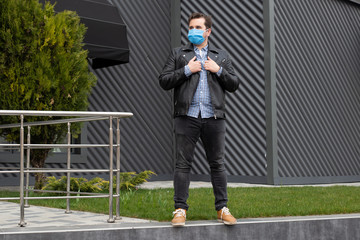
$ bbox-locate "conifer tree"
[0,0,97,188]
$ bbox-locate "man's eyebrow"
[189,25,203,28]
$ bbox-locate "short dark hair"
[188,12,212,29]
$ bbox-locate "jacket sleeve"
[217,53,240,93]
[159,49,188,91]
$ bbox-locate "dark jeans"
[173,116,228,211]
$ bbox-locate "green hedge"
[42,170,156,192]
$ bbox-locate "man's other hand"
[204,56,220,73]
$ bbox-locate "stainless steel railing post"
[107,116,115,223]
[24,126,31,208]
[19,115,26,227]
[65,122,72,214]
[115,118,121,220]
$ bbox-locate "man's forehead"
[189,18,206,27]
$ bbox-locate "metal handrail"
[1,169,119,173]
[0,144,111,148]
[0,110,132,117]
[0,110,133,227]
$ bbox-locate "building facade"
[1,0,359,185]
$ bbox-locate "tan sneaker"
[217,207,237,225]
[171,208,186,227]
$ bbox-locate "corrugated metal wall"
[180,0,267,181]
[275,0,360,182]
[85,0,173,177]
[80,0,267,182]
[83,0,267,182]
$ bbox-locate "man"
[159,12,240,227]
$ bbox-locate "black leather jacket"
[159,43,240,119]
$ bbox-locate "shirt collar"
[194,45,208,53]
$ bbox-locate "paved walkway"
[0,201,153,229]
[1,181,359,229]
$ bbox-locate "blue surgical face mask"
[188,29,207,45]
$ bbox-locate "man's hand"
[187,56,202,73]
[204,56,220,73]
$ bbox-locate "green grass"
[1,186,360,221]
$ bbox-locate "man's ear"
[207,28,212,37]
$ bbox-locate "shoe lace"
[220,207,231,218]
[172,209,186,218]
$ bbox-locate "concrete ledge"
[1,214,359,240]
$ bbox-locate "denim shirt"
[184,45,223,118]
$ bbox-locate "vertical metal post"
[24,126,31,208]
[19,115,26,227]
[171,0,181,167]
[107,116,115,223]
[115,118,121,220]
[171,0,181,48]
[65,122,72,214]
[264,0,279,185]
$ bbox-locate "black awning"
[40,0,129,69]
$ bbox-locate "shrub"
[116,170,156,191]
[42,176,104,193]
[42,171,156,192]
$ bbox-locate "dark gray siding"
[180,0,267,181]
[275,0,360,182]
[86,0,173,177]
[85,0,268,182]
[0,0,268,184]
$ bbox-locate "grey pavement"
[0,201,154,229]
[1,181,359,229]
